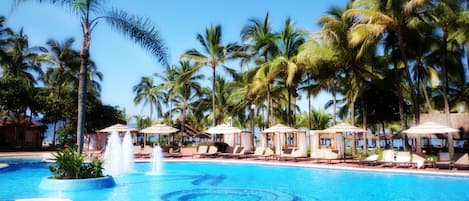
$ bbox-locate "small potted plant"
[40,147,115,191]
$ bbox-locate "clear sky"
[1,0,348,119]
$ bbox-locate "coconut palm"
[1,28,47,85]
[181,24,238,127]
[42,37,81,146]
[14,0,168,153]
[241,13,278,128]
[263,18,305,126]
[346,0,428,126]
[172,61,203,143]
[133,76,164,121]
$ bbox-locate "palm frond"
[105,9,168,65]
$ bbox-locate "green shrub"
[48,147,104,179]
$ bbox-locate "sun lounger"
[435,152,451,169]
[378,149,395,167]
[358,154,379,166]
[261,147,276,160]
[411,154,426,169]
[279,148,309,162]
[228,146,248,159]
[134,146,152,158]
[310,149,327,162]
[454,153,469,170]
[200,146,218,158]
[393,151,413,168]
[192,145,209,158]
[252,147,265,157]
[218,145,239,158]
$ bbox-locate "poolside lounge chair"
[323,150,340,164]
[218,145,239,158]
[393,151,413,168]
[280,148,309,162]
[378,149,395,167]
[252,147,265,157]
[358,154,379,166]
[454,153,469,170]
[134,146,152,158]
[412,153,426,169]
[310,149,327,162]
[200,146,218,158]
[261,147,276,160]
[435,152,451,169]
[192,145,209,158]
[227,146,247,159]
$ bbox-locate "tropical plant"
[48,147,104,179]
[133,76,164,120]
[14,0,168,153]
[181,24,239,126]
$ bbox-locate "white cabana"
[204,124,252,151]
[402,121,460,159]
[260,124,306,156]
[317,123,367,158]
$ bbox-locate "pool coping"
[160,158,469,178]
[1,152,469,177]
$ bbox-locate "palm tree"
[133,76,164,121]
[181,24,238,127]
[240,12,278,128]
[264,18,305,126]
[346,0,428,126]
[154,66,178,125]
[172,60,203,143]
[43,37,80,146]
[14,0,168,153]
[1,28,47,85]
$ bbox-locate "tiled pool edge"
[161,158,469,178]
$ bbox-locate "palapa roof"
[319,123,366,134]
[205,124,242,134]
[261,124,299,133]
[140,124,179,134]
[98,124,137,133]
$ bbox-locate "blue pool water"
[0,158,469,201]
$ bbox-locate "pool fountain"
[122,131,134,173]
[103,131,134,176]
[149,144,164,175]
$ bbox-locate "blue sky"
[1,0,348,119]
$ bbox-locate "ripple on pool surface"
[160,188,302,201]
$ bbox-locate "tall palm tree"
[172,60,203,141]
[14,0,168,153]
[133,76,163,121]
[43,37,80,146]
[154,66,178,125]
[264,18,305,126]
[1,28,47,85]
[241,13,278,128]
[181,24,238,127]
[346,0,428,126]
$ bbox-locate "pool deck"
[2,151,469,177]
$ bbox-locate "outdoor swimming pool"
[1,157,469,201]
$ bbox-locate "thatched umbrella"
[140,124,179,146]
[98,124,137,133]
[402,121,459,159]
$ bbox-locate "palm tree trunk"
[266,84,271,128]
[422,84,432,113]
[332,82,337,125]
[360,88,367,155]
[396,24,419,125]
[211,66,216,127]
[169,95,173,124]
[308,93,311,130]
[442,26,451,127]
[76,19,91,154]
